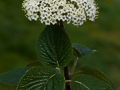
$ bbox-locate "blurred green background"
[0,0,120,89]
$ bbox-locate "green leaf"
[72,44,97,58]
[70,74,112,90]
[80,65,109,84]
[0,67,29,86]
[17,66,65,90]
[71,65,116,90]
[108,78,116,90]
[37,25,72,67]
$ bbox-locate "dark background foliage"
[0,0,120,89]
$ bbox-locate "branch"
[64,66,71,90]
[59,20,71,90]
[59,20,65,30]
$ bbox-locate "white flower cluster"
[22,0,98,26]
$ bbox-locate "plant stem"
[70,57,78,75]
[59,20,71,90]
[64,66,71,90]
[60,20,64,29]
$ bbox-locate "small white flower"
[50,19,57,25]
[45,19,51,25]
[22,0,99,26]
[31,14,39,21]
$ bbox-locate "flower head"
[22,0,99,26]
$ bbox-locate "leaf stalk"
[70,57,79,75]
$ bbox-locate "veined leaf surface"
[37,25,72,67]
[17,66,65,90]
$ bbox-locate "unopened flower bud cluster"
[22,0,98,26]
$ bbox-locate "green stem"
[70,57,78,75]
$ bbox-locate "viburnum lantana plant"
[0,0,116,90]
